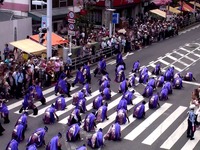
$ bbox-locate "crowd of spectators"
[0,12,199,101]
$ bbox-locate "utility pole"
[47,0,52,59]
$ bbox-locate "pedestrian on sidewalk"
[187,104,197,140]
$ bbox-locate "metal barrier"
[71,47,116,70]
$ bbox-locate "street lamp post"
[47,0,52,59]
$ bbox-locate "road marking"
[160,118,188,150]
[181,130,200,150]
[182,81,200,86]
[7,86,55,110]
[96,92,143,129]
[142,106,187,145]
[124,103,172,141]
[158,59,170,66]
[58,92,117,124]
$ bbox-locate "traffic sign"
[68,30,75,36]
[112,13,119,24]
[68,23,75,30]
[68,11,75,19]
[68,18,76,24]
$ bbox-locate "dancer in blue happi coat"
[55,95,66,110]
[43,104,59,124]
[133,101,146,119]
[56,77,71,97]
[163,81,173,94]
[83,61,91,84]
[147,77,156,89]
[115,108,130,125]
[173,77,183,89]
[164,67,174,81]
[87,128,104,149]
[152,63,161,75]
[66,123,81,142]
[82,83,92,96]
[140,66,148,75]
[83,112,97,132]
[72,66,85,87]
[72,90,86,106]
[99,74,111,85]
[0,99,10,123]
[102,87,111,100]
[129,74,137,87]
[132,60,140,73]
[183,72,196,81]
[67,107,82,126]
[117,98,128,111]
[19,91,38,116]
[96,103,109,122]
[93,95,103,110]
[139,70,149,84]
[99,79,110,92]
[27,126,48,147]
[159,87,169,100]
[26,143,37,150]
[142,85,153,98]
[115,63,125,83]
[77,98,87,113]
[15,112,28,130]
[54,72,67,95]
[116,51,126,69]
[118,79,129,93]
[149,94,160,109]
[94,55,107,77]
[156,75,165,87]
[6,134,19,150]
[29,82,46,105]
[76,144,87,150]
[123,90,134,105]
[104,122,121,141]
[12,123,25,142]
[46,132,62,150]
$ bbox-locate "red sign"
[95,0,140,7]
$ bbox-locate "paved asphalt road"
[2,24,200,150]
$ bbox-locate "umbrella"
[118,29,126,34]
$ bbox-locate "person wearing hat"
[187,104,197,140]
[43,104,59,124]
[87,128,104,149]
[27,126,48,147]
[46,132,62,150]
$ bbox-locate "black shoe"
[190,137,195,140]
[72,83,74,87]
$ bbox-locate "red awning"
[30,32,68,47]
[178,1,195,12]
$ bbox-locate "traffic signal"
[39,27,47,45]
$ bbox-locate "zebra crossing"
[6,81,200,150]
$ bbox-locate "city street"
[2,24,200,150]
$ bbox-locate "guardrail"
[71,47,116,70]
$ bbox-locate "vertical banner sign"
[41,15,47,28]
[112,13,119,24]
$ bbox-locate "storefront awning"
[178,1,195,12]
[150,9,166,18]
[10,39,46,54]
[190,1,200,8]
[169,6,181,14]
[30,32,68,47]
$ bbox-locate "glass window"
[31,0,47,10]
[59,0,67,7]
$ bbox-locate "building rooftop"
[0,10,27,22]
